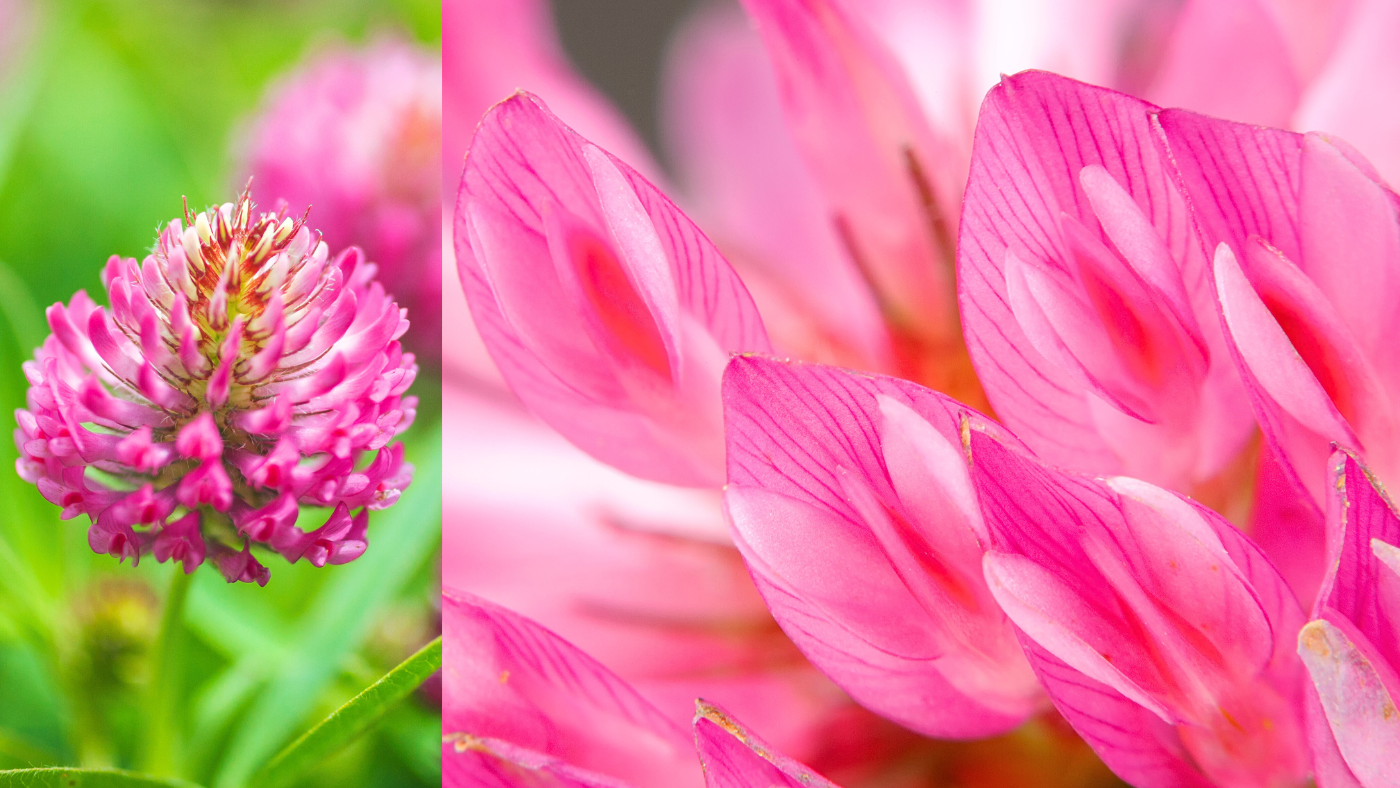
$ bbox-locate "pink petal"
[722,354,1039,738]
[455,92,769,487]
[442,590,699,788]
[968,427,1309,788]
[692,700,840,788]
[958,70,1250,489]
[1295,132,1400,357]
[1147,0,1301,127]
[738,0,960,342]
[1164,106,1400,505]
[1318,453,1400,674]
[1294,0,1400,190]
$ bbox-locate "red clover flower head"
[13,190,417,584]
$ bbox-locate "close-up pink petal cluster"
[15,191,417,584]
[443,0,1400,786]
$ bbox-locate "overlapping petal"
[1159,108,1400,599]
[693,700,843,788]
[1298,452,1400,788]
[722,354,1041,738]
[968,426,1309,788]
[958,70,1252,491]
[455,92,770,487]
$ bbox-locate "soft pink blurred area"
[242,39,442,358]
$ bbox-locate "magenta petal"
[691,700,840,788]
[958,70,1251,490]
[442,589,698,788]
[722,355,1039,738]
[455,92,769,487]
[1302,451,1400,787]
[968,428,1309,788]
[1161,108,1400,507]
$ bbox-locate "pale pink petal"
[455,93,770,487]
[1148,0,1301,127]
[661,3,889,367]
[1294,0,1400,189]
[1299,619,1400,788]
[959,70,1251,490]
[1295,132,1400,356]
[442,590,697,788]
[722,355,1039,738]
[692,700,841,788]
[739,0,961,343]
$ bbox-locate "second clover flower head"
[14,189,418,584]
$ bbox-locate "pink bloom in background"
[14,191,416,583]
[442,589,850,788]
[242,39,442,359]
[1299,452,1400,788]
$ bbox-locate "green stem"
[140,568,191,777]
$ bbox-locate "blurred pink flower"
[242,39,441,358]
[14,192,416,583]
[1299,452,1400,788]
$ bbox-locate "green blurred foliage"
[0,1,442,786]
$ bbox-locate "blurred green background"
[0,0,442,786]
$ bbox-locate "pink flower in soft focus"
[455,93,770,487]
[971,426,1309,788]
[14,191,417,583]
[1296,452,1400,788]
[442,589,847,788]
[722,356,1042,738]
[242,39,441,358]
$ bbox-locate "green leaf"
[251,637,440,788]
[212,431,442,788]
[0,768,204,788]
